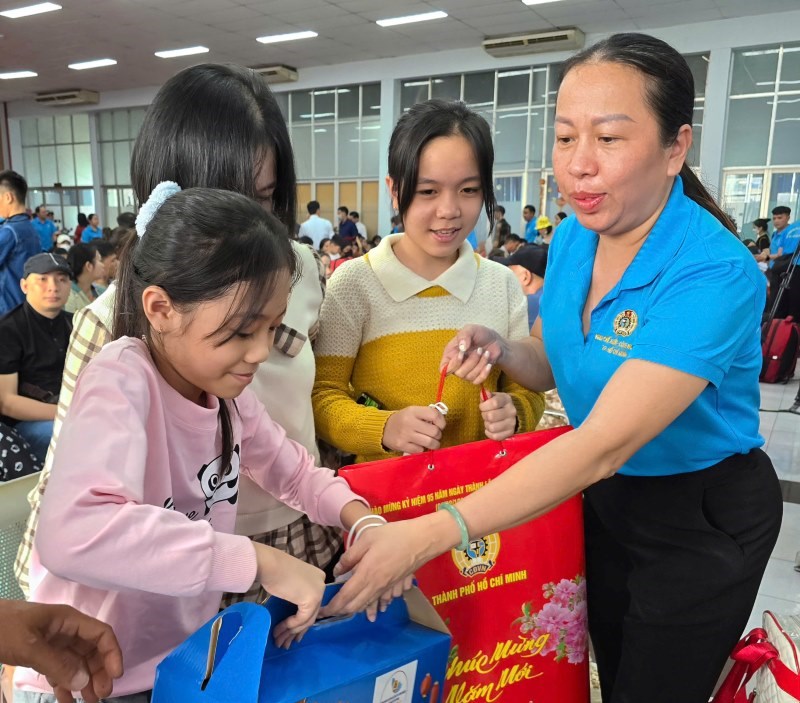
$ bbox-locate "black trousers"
[584,449,782,703]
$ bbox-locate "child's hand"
[253,544,326,649]
[480,392,517,441]
[382,406,446,454]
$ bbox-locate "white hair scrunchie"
[135,181,182,239]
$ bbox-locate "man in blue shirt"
[522,204,537,243]
[766,205,800,318]
[0,171,41,315]
[31,205,57,253]
[81,213,103,243]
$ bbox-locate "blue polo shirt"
[31,218,57,252]
[540,177,765,476]
[779,222,800,257]
[81,225,102,243]
[525,219,538,243]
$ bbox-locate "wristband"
[346,514,387,550]
[437,502,470,551]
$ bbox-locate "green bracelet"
[437,502,470,551]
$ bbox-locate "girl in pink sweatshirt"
[14,184,398,703]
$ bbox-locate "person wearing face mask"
[322,35,781,703]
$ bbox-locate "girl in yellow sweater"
[312,100,544,463]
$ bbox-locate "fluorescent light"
[68,58,117,70]
[376,11,447,28]
[257,30,317,44]
[0,70,37,79]
[0,2,60,18]
[498,69,530,78]
[155,46,209,59]
[521,0,563,4]
[312,88,350,95]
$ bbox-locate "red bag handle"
[436,368,490,406]
[711,627,800,703]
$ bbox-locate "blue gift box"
[152,583,451,703]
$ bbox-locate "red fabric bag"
[340,379,588,703]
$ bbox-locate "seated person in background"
[89,240,118,293]
[488,233,524,260]
[502,245,547,329]
[65,243,106,313]
[116,211,136,229]
[0,170,41,316]
[0,253,72,462]
[554,211,568,227]
[534,215,554,245]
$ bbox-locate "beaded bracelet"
[437,502,470,551]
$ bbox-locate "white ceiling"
[0,0,797,103]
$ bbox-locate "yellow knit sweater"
[312,235,545,464]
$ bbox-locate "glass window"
[292,91,312,122]
[431,75,460,101]
[362,83,380,118]
[72,114,90,143]
[114,141,131,185]
[130,108,146,139]
[731,48,779,95]
[314,125,335,178]
[771,96,800,166]
[401,80,429,111]
[21,119,38,147]
[497,69,530,108]
[337,121,359,178]
[494,111,527,171]
[687,104,704,167]
[463,71,494,107]
[527,106,546,169]
[275,92,289,122]
[544,105,557,168]
[22,148,41,187]
[685,54,709,96]
[99,112,114,141]
[768,172,800,216]
[101,142,116,185]
[724,97,772,167]
[292,124,312,180]
[37,117,55,146]
[56,145,76,186]
[40,146,58,186]
[313,90,335,119]
[359,119,380,177]
[546,63,564,102]
[75,145,93,186]
[55,115,72,143]
[531,67,547,105]
[113,111,130,140]
[78,187,94,207]
[338,86,359,119]
[780,46,800,91]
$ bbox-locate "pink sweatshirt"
[15,337,365,697]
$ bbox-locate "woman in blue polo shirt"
[321,34,782,703]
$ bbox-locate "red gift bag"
[340,420,588,703]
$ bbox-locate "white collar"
[367,233,479,303]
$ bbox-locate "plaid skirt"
[220,515,343,607]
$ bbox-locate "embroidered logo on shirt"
[613,310,638,337]
[197,445,241,516]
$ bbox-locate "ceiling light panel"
[0,2,60,18]
[256,30,318,44]
[376,11,448,28]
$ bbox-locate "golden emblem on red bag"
[452,534,501,578]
